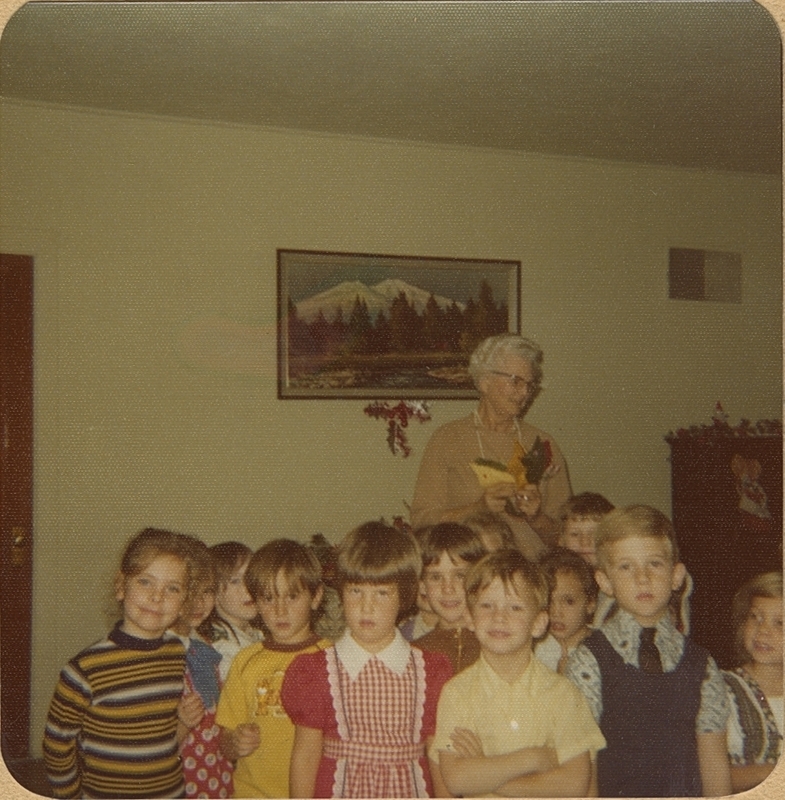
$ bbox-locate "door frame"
[0,253,35,760]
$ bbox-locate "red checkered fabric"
[323,738,424,763]
[326,648,428,797]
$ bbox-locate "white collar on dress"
[334,629,412,680]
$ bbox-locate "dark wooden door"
[0,254,34,760]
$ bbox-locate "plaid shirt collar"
[335,629,411,680]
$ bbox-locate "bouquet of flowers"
[470,436,553,489]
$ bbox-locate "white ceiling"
[1,1,781,174]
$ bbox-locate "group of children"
[42,494,782,798]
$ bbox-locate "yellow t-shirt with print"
[216,636,330,798]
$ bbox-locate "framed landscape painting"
[278,249,520,399]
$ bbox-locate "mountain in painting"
[295,279,463,323]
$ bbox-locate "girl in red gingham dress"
[282,522,453,797]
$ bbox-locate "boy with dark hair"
[558,492,615,568]
[558,492,617,626]
[535,547,598,674]
[415,522,487,673]
[216,539,330,798]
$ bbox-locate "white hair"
[468,334,544,392]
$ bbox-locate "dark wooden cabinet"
[669,434,782,668]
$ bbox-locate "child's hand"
[232,723,261,758]
[177,692,205,730]
[449,727,484,758]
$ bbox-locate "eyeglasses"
[489,370,536,392]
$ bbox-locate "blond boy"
[432,549,605,797]
[565,505,730,797]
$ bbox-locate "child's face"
[116,554,188,639]
[560,517,599,566]
[742,595,783,667]
[256,570,323,646]
[216,558,257,627]
[420,551,471,628]
[549,570,595,646]
[596,536,685,627]
[471,575,548,660]
[186,581,216,630]
[343,581,400,653]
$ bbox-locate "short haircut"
[468,333,544,395]
[538,547,599,604]
[245,538,322,600]
[462,510,516,549]
[594,505,680,570]
[419,522,487,571]
[209,541,252,587]
[560,492,615,524]
[465,548,549,612]
[336,521,420,615]
[731,571,783,666]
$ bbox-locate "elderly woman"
[410,334,571,559]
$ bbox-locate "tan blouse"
[410,413,571,560]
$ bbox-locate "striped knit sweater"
[43,624,186,799]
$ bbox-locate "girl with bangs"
[281,521,453,797]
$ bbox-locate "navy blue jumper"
[583,628,708,797]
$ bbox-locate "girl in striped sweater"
[43,527,196,799]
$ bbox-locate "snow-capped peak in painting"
[295,279,463,324]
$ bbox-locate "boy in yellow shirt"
[216,539,330,798]
[432,549,605,797]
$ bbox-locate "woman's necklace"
[473,410,522,460]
